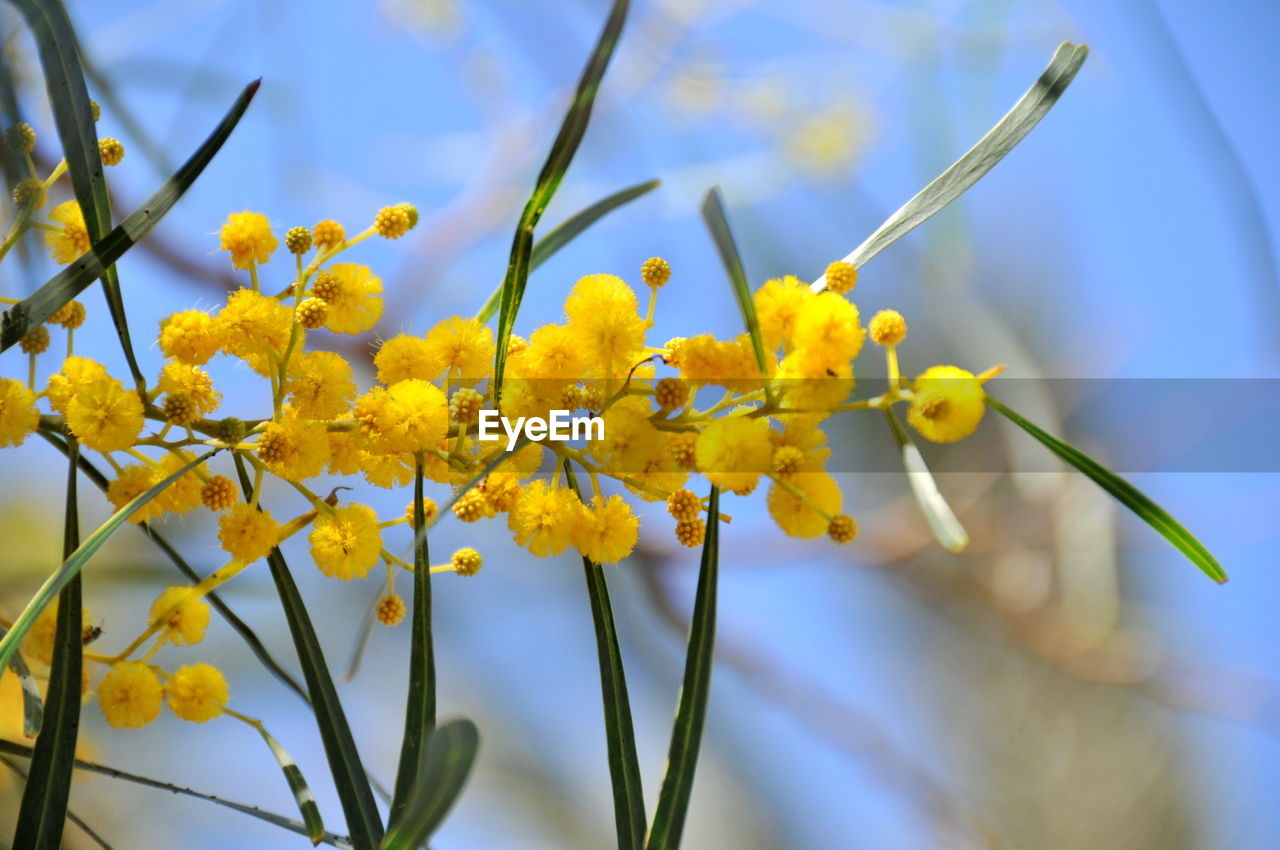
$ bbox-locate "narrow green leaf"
[8,0,142,384]
[493,0,629,389]
[813,42,1088,289]
[253,723,326,845]
[0,739,353,848]
[233,455,384,850]
[883,410,969,554]
[563,461,646,849]
[0,755,114,850]
[0,448,217,674]
[36,430,309,704]
[648,486,720,850]
[700,188,769,378]
[380,719,480,850]
[388,454,436,833]
[0,78,260,352]
[13,442,83,850]
[476,178,660,324]
[986,395,1227,583]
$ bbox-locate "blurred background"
[1,0,1278,847]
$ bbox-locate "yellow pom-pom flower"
[451,548,482,576]
[285,226,313,254]
[98,662,163,729]
[828,514,858,544]
[793,291,864,364]
[404,497,439,528]
[766,472,843,539]
[571,494,639,564]
[374,203,415,239]
[564,274,646,369]
[157,362,221,421]
[66,377,144,453]
[319,263,383,334]
[423,317,494,382]
[43,201,90,264]
[166,663,229,723]
[284,351,355,420]
[312,219,345,251]
[907,365,986,443]
[374,334,441,385]
[376,593,406,626]
[696,416,772,494]
[19,325,49,355]
[219,211,278,268]
[256,413,331,482]
[754,275,813,351]
[354,379,448,455]
[159,309,223,365]
[150,586,212,646]
[106,464,163,524]
[509,480,578,557]
[823,260,857,294]
[0,378,39,447]
[48,300,86,330]
[218,289,292,376]
[310,503,382,580]
[641,256,671,287]
[98,137,125,166]
[666,488,701,522]
[217,503,281,563]
[868,309,907,346]
[46,356,108,414]
[201,475,237,511]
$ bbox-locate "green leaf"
[0,448,217,675]
[7,0,142,384]
[475,178,660,324]
[813,42,1088,289]
[380,719,480,850]
[388,454,436,833]
[563,461,646,849]
[252,722,327,845]
[13,443,83,850]
[493,0,629,389]
[883,410,970,554]
[648,485,721,850]
[0,755,114,850]
[986,395,1227,583]
[700,188,769,379]
[0,77,260,352]
[0,739,352,848]
[36,430,310,704]
[233,456,384,850]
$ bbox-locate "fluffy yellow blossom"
[564,274,646,369]
[404,497,439,528]
[310,503,381,580]
[319,263,383,334]
[284,351,355,420]
[793,291,864,364]
[359,449,417,488]
[571,494,639,564]
[354,379,448,455]
[256,413,330,481]
[150,586,212,645]
[520,324,588,380]
[66,377,144,453]
[99,662,163,729]
[0,378,39,447]
[823,261,857,294]
[46,356,107,414]
[868,309,907,346]
[159,310,223,365]
[907,365,986,443]
[48,300,86,329]
[157,362,221,421]
[219,211,278,268]
[777,347,854,411]
[218,503,281,562]
[509,480,578,557]
[754,275,814,351]
[43,201,89,264]
[154,454,205,514]
[107,464,164,523]
[167,663,229,723]
[374,334,441,385]
[423,317,494,381]
[766,472,843,538]
[696,415,772,493]
[218,289,292,376]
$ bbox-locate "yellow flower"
[310,503,381,580]
[150,586,211,646]
[509,480,578,557]
[219,211,278,268]
[319,263,383,334]
[201,475,238,511]
[218,289,292,376]
[766,472,843,538]
[22,601,89,667]
[376,593,406,626]
[327,431,363,475]
[217,503,281,562]
[359,449,417,488]
[154,454,205,514]
[354,379,448,455]
[374,334,441,385]
[66,377,144,453]
[868,309,907,346]
[46,356,107,414]
[571,494,639,564]
[256,413,330,481]
[564,274,646,369]
[770,416,831,473]
[696,415,772,494]
[907,365,986,443]
[99,137,125,166]
[312,218,345,251]
[520,324,588,380]
[823,261,857,295]
[451,548,482,576]
[640,256,671,288]
[167,663,229,723]
[159,310,223,365]
[776,346,854,411]
[284,351,354,420]
[666,489,701,523]
[43,200,89,264]
[0,378,39,447]
[107,464,164,523]
[793,291,864,364]
[423,317,494,381]
[157,362,221,420]
[374,203,416,239]
[98,662,163,729]
[754,275,813,351]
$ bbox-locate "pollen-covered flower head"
[0,378,39,448]
[375,334,441,385]
[218,503,281,563]
[376,593,406,626]
[284,351,355,420]
[766,471,843,538]
[310,503,382,580]
[159,309,223,365]
[777,346,854,411]
[868,309,907,346]
[98,661,164,729]
[509,480,579,557]
[355,379,448,455]
[754,274,814,351]
[157,362,221,421]
[66,376,144,453]
[46,356,108,414]
[219,211,278,268]
[256,412,330,481]
[695,414,773,493]
[150,586,212,646]
[167,663,229,723]
[571,494,639,564]
[423,317,494,382]
[218,289,292,376]
[793,291,864,364]
[907,365,986,443]
[564,273,647,369]
[106,464,164,524]
[318,263,383,334]
[44,200,89,264]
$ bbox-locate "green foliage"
[381,719,480,850]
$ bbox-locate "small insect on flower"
[82,623,104,646]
